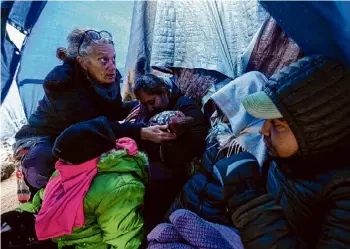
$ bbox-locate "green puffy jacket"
[18,150,148,249]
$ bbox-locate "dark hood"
[265,56,350,171]
[52,116,116,164]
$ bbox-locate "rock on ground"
[1,141,18,181]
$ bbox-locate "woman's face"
[79,43,116,84]
[137,90,170,114]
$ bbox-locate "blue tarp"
[125,0,266,80]
[261,1,350,66]
[1,1,46,104]
[15,1,133,118]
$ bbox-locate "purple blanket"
[147,209,244,249]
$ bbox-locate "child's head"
[148,111,194,136]
[53,117,116,164]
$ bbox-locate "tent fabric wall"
[2,0,350,139]
[123,0,267,101]
[260,1,350,66]
[150,0,266,79]
[1,1,47,104]
[245,16,304,78]
[15,1,134,119]
[123,0,158,101]
[1,29,21,103]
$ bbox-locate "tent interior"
[1,0,350,208]
[2,1,350,249]
[2,0,350,142]
[1,1,134,142]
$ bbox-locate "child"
[148,110,194,136]
[125,109,195,164]
[1,117,148,249]
[125,108,194,137]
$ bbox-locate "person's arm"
[39,65,92,126]
[231,193,303,249]
[95,182,145,249]
[40,80,111,133]
[109,121,175,143]
[109,121,144,141]
[47,85,173,143]
[316,177,350,249]
[232,177,350,249]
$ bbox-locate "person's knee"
[22,166,50,189]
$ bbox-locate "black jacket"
[231,56,350,249]
[15,59,141,142]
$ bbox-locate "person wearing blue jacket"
[226,55,350,249]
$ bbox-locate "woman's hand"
[140,125,176,143]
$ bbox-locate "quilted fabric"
[265,55,350,158]
[150,0,267,79]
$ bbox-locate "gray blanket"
[210,71,268,166]
[123,0,267,100]
[150,0,266,78]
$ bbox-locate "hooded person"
[2,117,148,249]
[220,55,350,249]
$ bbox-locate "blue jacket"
[166,146,253,226]
[231,56,350,249]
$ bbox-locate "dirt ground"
[1,173,19,213]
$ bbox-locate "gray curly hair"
[58,28,113,59]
